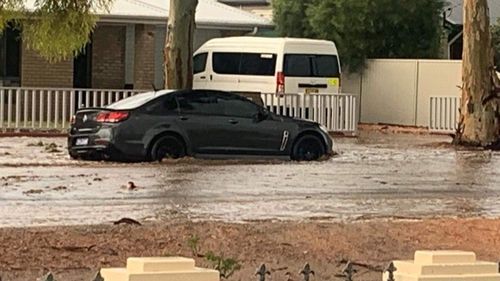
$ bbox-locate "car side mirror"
[254,108,269,122]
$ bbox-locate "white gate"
[429,96,460,133]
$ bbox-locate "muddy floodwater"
[0,132,499,227]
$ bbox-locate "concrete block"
[127,257,196,273]
[393,261,498,275]
[383,273,500,281]
[383,251,500,281]
[415,251,476,265]
[127,269,220,281]
[101,257,220,281]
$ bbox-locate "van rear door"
[283,54,341,94]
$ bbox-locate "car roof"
[107,89,247,110]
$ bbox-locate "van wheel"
[150,135,186,161]
[291,135,325,161]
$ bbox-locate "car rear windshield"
[107,90,173,110]
[284,54,340,77]
[213,52,277,76]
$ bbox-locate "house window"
[0,26,21,85]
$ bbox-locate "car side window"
[143,95,178,115]
[193,53,208,74]
[177,93,224,115]
[217,95,260,118]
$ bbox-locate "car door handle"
[200,76,206,80]
[228,119,239,124]
[179,116,189,121]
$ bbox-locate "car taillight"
[96,111,129,123]
[276,71,285,97]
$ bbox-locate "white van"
[193,37,341,100]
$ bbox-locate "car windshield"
[107,90,174,110]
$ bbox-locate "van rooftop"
[201,37,335,47]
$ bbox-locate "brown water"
[0,132,499,227]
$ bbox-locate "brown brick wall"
[134,24,155,90]
[92,25,126,89]
[21,44,73,88]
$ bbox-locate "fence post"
[63,90,68,129]
[256,264,270,281]
[7,89,12,128]
[39,90,44,128]
[23,89,28,128]
[47,90,52,129]
[14,88,20,128]
[31,90,36,128]
[342,261,357,281]
[300,263,315,281]
[54,90,60,129]
[70,90,76,124]
[385,262,397,281]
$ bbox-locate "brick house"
[0,0,273,90]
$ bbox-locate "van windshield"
[284,54,340,77]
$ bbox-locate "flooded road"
[0,132,499,227]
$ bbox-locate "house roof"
[24,0,273,29]
[446,0,500,25]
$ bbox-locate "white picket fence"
[0,87,143,130]
[429,96,460,133]
[0,87,358,134]
[261,93,358,134]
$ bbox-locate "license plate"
[305,88,319,94]
[75,138,89,146]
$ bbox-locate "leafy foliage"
[491,18,500,68]
[185,234,241,280]
[0,0,113,62]
[273,0,446,72]
[272,0,314,38]
[187,234,201,256]
[205,251,241,279]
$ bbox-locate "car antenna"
[152,83,159,97]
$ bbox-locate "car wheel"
[69,151,79,160]
[291,135,325,161]
[150,135,186,161]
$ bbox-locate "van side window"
[193,53,208,74]
[284,54,340,77]
[213,53,240,74]
[240,53,276,75]
[213,52,277,76]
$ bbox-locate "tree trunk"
[164,0,198,89]
[454,0,500,147]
